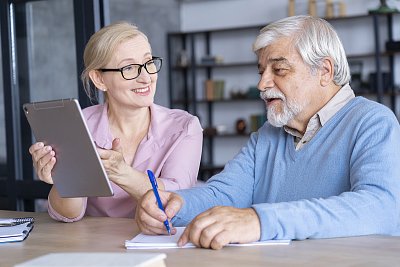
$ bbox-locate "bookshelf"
[167,13,400,181]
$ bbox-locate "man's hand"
[178,206,261,250]
[136,190,183,235]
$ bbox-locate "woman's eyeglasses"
[99,57,162,80]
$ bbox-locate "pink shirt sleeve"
[47,195,88,222]
[158,116,203,191]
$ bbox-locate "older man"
[136,15,400,249]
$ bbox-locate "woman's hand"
[29,142,56,184]
[97,138,165,200]
[97,138,135,185]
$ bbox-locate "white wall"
[181,0,400,31]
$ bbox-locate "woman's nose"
[136,67,152,83]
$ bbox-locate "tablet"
[23,98,114,198]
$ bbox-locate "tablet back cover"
[23,99,113,197]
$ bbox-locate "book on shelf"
[205,79,225,101]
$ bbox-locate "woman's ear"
[320,57,334,87]
[89,70,107,92]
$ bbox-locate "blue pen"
[146,170,171,235]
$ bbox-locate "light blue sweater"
[172,97,400,240]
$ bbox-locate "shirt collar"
[317,83,355,126]
[284,83,355,136]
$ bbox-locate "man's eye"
[274,68,287,74]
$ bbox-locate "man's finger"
[210,230,230,250]
[177,224,191,247]
[199,222,224,249]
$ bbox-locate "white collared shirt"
[284,83,355,150]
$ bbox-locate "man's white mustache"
[260,89,285,101]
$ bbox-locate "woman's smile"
[131,86,151,95]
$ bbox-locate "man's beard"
[260,89,303,127]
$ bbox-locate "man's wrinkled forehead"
[257,39,298,66]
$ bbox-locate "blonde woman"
[29,21,203,222]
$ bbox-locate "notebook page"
[125,227,290,249]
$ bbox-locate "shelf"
[347,51,400,60]
[172,98,263,105]
[204,132,251,138]
[196,62,257,68]
[199,164,224,173]
[171,51,400,70]
[198,98,263,103]
[172,91,400,106]
[198,164,224,181]
[168,14,373,35]
[172,61,257,70]
[355,90,400,96]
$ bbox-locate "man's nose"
[257,71,274,92]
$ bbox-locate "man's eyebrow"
[269,57,290,64]
[258,57,291,69]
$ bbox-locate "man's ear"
[320,57,334,87]
[89,70,107,91]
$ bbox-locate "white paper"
[14,253,167,267]
[125,227,290,249]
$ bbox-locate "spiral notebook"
[0,218,34,243]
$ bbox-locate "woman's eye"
[124,65,134,71]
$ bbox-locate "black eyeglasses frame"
[99,56,162,80]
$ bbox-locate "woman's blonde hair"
[81,21,149,101]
